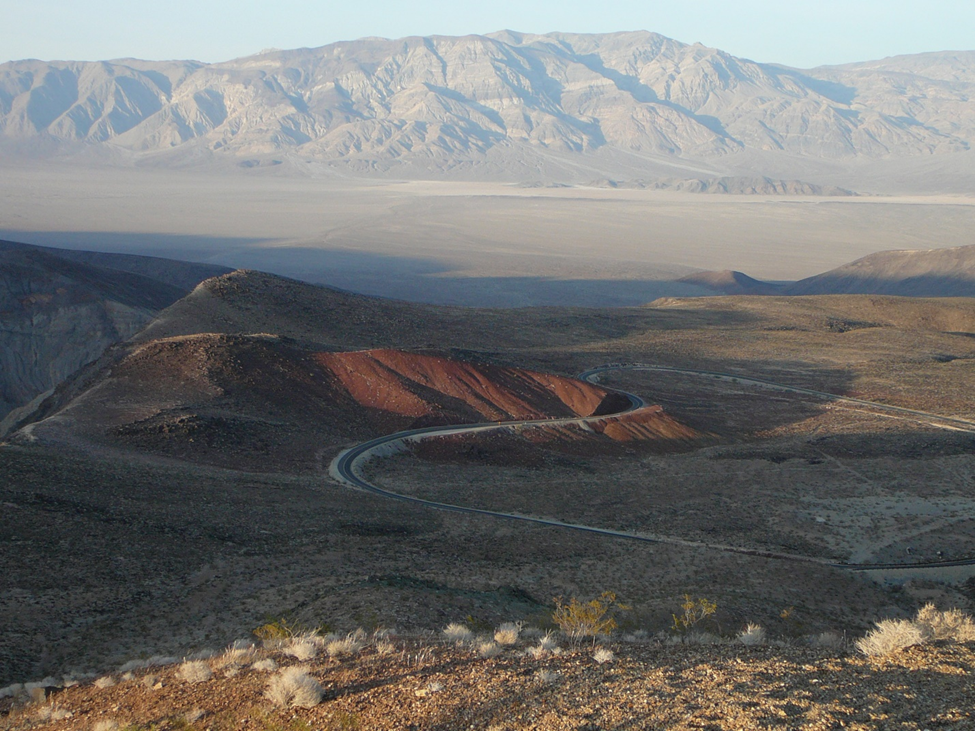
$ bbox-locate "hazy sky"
[2,0,973,67]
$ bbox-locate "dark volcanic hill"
[787,244,975,297]
[0,240,229,433]
[1,34,972,179]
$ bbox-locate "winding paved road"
[329,363,975,572]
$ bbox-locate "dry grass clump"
[265,666,324,708]
[858,604,975,657]
[494,622,521,646]
[443,623,473,643]
[177,660,213,684]
[593,648,615,664]
[284,636,321,662]
[738,624,767,646]
[251,658,279,672]
[477,641,503,659]
[535,669,560,684]
[528,634,562,659]
[213,643,258,676]
[326,632,365,658]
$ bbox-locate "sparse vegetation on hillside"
[552,592,629,640]
[857,604,975,657]
[3,617,975,730]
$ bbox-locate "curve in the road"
[329,363,975,572]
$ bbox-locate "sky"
[2,0,973,68]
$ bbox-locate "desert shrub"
[856,619,926,657]
[914,604,975,642]
[738,624,766,646]
[593,648,615,664]
[477,641,502,658]
[857,605,975,657]
[266,667,324,708]
[178,660,213,684]
[494,622,521,646]
[443,623,473,643]
[672,595,718,634]
[253,617,304,642]
[552,591,628,640]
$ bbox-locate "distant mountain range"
[1,32,973,181]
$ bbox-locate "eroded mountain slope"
[1,33,971,175]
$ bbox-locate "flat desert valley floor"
[3,162,975,305]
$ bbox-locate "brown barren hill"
[35,336,632,470]
[314,349,626,424]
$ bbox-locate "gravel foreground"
[2,636,972,730]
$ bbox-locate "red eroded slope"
[315,349,626,424]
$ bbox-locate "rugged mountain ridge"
[1,33,972,175]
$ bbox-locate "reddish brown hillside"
[315,349,624,424]
[43,336,632,470]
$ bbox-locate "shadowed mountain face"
[787,244,975,297]
[0,33,972,174]
[0,240,229,432]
